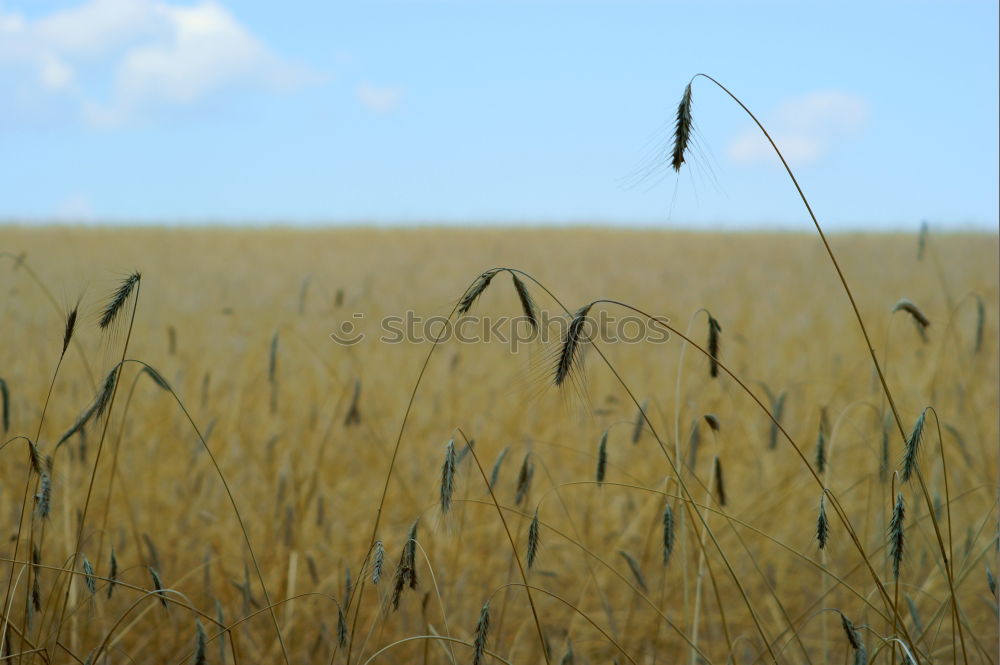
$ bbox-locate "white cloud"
[55,193,95,220]
[357,82,404,113]
[0,0,310,126]
[727,91,869,166]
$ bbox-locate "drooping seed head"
[57,365,119,449]
[488,446,509,491]
[458,270,499,314]
[28,440,43,476]
[839,611,862,650]
[554,303,594,386]
[142,365,171,391]
[618,550,648,592]
[704,413,720,433]
[893,299,930,342]
[510,272,538,333]
[149,567,168,608]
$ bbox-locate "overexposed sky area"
[1,0,997,229]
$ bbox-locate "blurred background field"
[0,226,996,663]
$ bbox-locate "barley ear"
[817,494,829,550]
[459,269,499,314]
[472,601,491,665]
[440,439,457,515]
[527,509,540,569]
[596,430,608,485]
[671,83,693,172]
[889,492,906,580]
[510,272,538,333]
[662,502,675,565]
[554,303,594,386]
[900,408,927,483]
[62,305,78,357]
[98,272,140,330]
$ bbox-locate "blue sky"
[1,0,997,229]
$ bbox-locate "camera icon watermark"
[330,309,669,351]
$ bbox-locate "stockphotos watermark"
[329,309,670,351]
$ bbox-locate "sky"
[0,0,997,229]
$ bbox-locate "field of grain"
[0,226,996,664]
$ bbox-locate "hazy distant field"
[0,226,996,664]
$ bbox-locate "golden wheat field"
[0,226,996,664]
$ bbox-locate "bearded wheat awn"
[901,408,927,483]
[149,567,168,608]
[472,601,491,665]
[662,502,675,565]
[527,509,540,569]
[511,272,539,333]
[440,439,457,515]
[554,304,594,386]
[670,83,693,171]
[889,493,906,580]
[817,494,830,550]
[458,269,500,314]
[596,431,608,484]
[61,305,78,358]
[98,272,140,330]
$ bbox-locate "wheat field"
[0,225,996,664]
